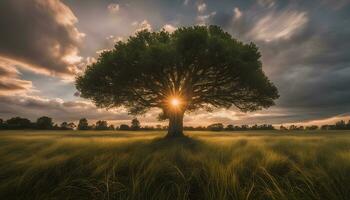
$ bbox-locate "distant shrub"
[108,125,115,130]
[131,118,141,130]
[306,125,318,130]
[60,122,76,130]
[207,123,224,131]
[78,118,89,130]
[119,124,130,130]
[95,120,108,130]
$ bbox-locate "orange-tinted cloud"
[0,0,84,78]
[0,59,32,95]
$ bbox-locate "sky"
[0,0,350,127]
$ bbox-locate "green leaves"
[76,25,279,116]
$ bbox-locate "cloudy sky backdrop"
[0,0,349,126]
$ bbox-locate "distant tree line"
[1,116,349,131]
[0,116,75,130]
[0,116,141,131]
[279,120,350,131]
[0,116,276,131]
[184,123,275,131]
[320,120,350,130]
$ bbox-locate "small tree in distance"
[119,124,130,130]
[36,116,53,130]
[108,125,115,130]
[226,124,234,131]
[76,25,279,137]
[95,120,108,130]
[60,122,69,130]
[208,123,224,131]
[131,118,141,130]
[60,122,76,130]
[78,118,89,130]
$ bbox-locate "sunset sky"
[0,0,349,126]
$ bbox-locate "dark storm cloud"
[0,0,84,77]
[203,0,350,123]
[253,13,350,115]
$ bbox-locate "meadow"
[0,130,349,200]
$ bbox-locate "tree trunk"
[166,111,184,138]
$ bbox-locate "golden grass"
[0,130,349,200]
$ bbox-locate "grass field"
[0,130,349,200]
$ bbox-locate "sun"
[171,98,180,107]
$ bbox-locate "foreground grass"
[0,130,349,200]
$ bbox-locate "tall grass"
[0,130,349,200]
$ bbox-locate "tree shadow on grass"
[151,135,203,149]
[102,135,204,161]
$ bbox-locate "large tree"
[76,26,279,137]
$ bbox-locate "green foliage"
[95,120,108,130]
[108,125,115,130]
[36,116,53,130]
[131,118,141,130]
[119,124,130,130]
[0,130,350,200]
[207,123,224,131]
[78,118,89,130]
[60,122,76,130]
[5,117,32,129]
[76,26,279,117]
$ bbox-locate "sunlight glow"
[171,98,180,107]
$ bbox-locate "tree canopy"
[36,116,53,130]
[76,25,279,137]
[77,118,89,130]
[131,118,141,130]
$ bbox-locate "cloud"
[0,94,130,123]
[0,94,167,126]
[249,12,350,123]
[0,79,32,95]
[199,1,350,124]
[75,56,97,76]
[233,7,242,20]
[197,12,216,25]
[107,3,120,14]
[183,0,190,6]
[162,24,177,33]
[133,20,152,33]
[321,0,350,10]
[257,0,275,8]
[106,35,124,43]
[0,58,32,95]
[197,3,207,13]
[0,0,84,78]
[249,10,308,42]
[285,114,350,127]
